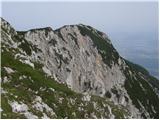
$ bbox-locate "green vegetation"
[78,25,119,67]
[2,51,74,96]
[148,75,159,89]
[1,50,129,118]
[2,95,26,119]
[18,40,32,55]
[112,107,125,119]
[2,21,158,119]
[125,60,149,75]
[13,33,42,56]
[124,60,159,118]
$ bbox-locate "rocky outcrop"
[1,18,159,118]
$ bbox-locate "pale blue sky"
[1,1,158,33]
[1,1,159,77]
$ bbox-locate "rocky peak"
[1,18,159,119]
[1,17,17,36]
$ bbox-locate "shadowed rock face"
[1,18,159,119]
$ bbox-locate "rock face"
[1,17,159,119]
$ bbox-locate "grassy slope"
[1,50,129,118]
[124,60,159,118]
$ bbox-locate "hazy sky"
[1,1,158,33]
[1,1,159,77]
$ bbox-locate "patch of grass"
[2,51,74,95]
[1,95,26,119]
[112,107,125,119]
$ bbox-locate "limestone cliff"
[1,18,159,118]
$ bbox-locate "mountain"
[1,18,159,119]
